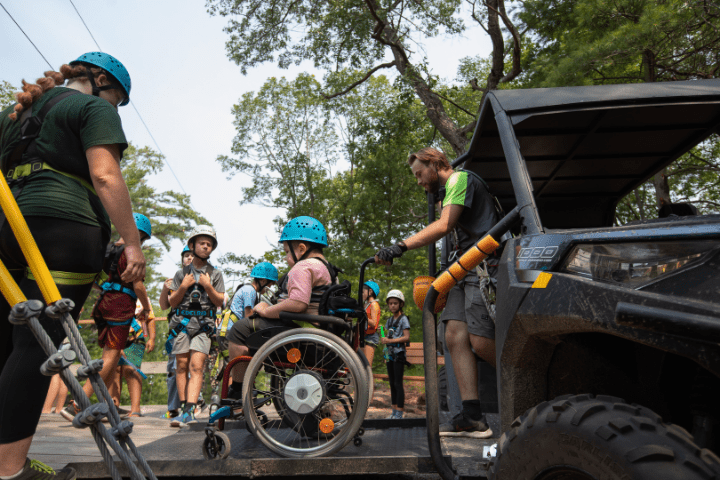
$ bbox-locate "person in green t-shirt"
[0,52,146,480]
[375,147,499,439]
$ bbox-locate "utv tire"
[490,394,720,480]
[438,365,449,412]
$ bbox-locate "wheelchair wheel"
[243,328,369,457]
[201,431,231,460]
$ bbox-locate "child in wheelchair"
[224,216,338,401]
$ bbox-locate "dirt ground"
[365,377,427,419]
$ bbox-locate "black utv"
[423,79,720,480]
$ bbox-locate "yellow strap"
[10,162,97,196]
[26,268,98,286]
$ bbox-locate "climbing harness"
[0,163,156,480]
[165,264,217,353]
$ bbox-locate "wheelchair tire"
[243,328,369,458]
[356,348,375,411]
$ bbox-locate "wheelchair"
[201,258,377,459]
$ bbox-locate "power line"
[67,0,191,199]
[0,2,54,70]
[67,0,102,51]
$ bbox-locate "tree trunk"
[652,168,671,211]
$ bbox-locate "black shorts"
[226,315,298,349]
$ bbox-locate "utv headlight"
[560,241,718,288]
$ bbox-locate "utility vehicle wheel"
[490,394,720,480]
[243,328,369,458]
[201,431,230,460]
[438,365,449,412]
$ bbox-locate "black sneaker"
[10,459,76,480]
[439,412,493,438]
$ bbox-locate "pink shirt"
[286,258,333,315]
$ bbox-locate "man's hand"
[137,309,149,323]
[121,244,146,283]
[198,272,212,289]
[180,273,195,289]
[380,337,391,345]
[145,337,155,352]
[374,242,407,266]
[164,278,173,290]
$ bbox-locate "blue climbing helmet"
[251,262,279,282]
[181,245,191,257]
[364,281,379,298]
[70,52,131,106]
[133,213,151,239]
[279,216,328,246]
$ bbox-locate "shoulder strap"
[312,257,337,285]
[4,90,81,174]
[459,169,505,219]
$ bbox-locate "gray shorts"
[172,331,211,355]
[439,276,495,340]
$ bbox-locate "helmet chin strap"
[85,69,121,99]
[191,243,210,260]
[287,241,319,264]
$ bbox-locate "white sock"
[1,463,26,480]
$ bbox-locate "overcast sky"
[1,0,492,289]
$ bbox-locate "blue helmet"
[364,281,379,298]
[70,52,131,106]
[181,245,191,256]
[133,213,151,239]
[251,262,279,282]
[279,216,328,246]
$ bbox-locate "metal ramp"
[47,415,499,479]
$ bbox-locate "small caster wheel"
[357,427,364,437]
[353,437,362,447]
[201,431,231,460]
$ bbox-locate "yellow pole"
[0,259,26,306]
[0,175,60,304]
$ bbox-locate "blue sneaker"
[170,410,196,427]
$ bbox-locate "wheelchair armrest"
[278,312,350,331]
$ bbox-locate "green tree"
[0,81,15,111]
[206,0,524,156]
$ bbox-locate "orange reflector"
[319,418,335,434]
[287,348,301,364]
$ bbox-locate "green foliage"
[520,0,720,86]
[0,81,16,111]
[206,0,464,75]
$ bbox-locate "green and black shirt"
[441,170,500,254]
[0,87,128,237]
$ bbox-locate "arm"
[198,273,224,308]
[404,204,463,250]
[146,317,156,352]
[375,204,463,265]
[168,274,194,309]
[254,299,306,319]
[244,306,254,318]
[159,279,172,310]
[133,280,151,334]
[87,144,145,282]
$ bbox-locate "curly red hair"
[8,64,105,121]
